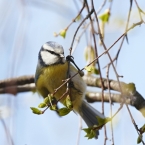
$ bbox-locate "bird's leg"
[66,55,84,77]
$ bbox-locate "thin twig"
[70,8,94,54]
[72,0,89,54]
[106,65,114,145]
[85,0,107,143]
[72,22,90,53]
[66,1,85,31]
[134,0,145,22]
[76,116,82,145]
[1,119,14,145]
[96,0,107,14]
[115,0,133,65]
[93,4,145,144]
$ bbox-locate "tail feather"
[80,101,105,138]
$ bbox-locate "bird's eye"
[45,50,59,56]
[50,51,55,54]
[45,50,55,54]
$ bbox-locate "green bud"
[75,15,81,21]
[93,68,99,75]
[140,124,145,133]
[58,107,71,116]
[44,96,50,104]
[38,103,47,108]
[30,107,42,115]
[44,94,54,104]
[99,9,110,23]
[50,105,57,111]
[96,117,111,126]
[59,29,67,38]
[83,127,96,139]
[85,66,94,72]
[64,95,73,109]
[137,134,142,144]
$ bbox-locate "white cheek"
[41,51,59,65]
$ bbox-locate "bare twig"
[0,119,14,145]
[66,1,85,31]
[96,0,107,14]
[70,8,94,54]
[85,0,107,143]
[134,0,145,22]
[72,22,90,53]
[76,116,82,145]
[106,65,114,145]
[115,0,133,65]
[93,2,144,143]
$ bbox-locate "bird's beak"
[60,54,65,58]
[60,54,66,64]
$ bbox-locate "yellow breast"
[36,61,86,112]
[36,62,68,101]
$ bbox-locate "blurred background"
[0,0,145,145]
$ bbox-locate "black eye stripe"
[45,50,59,56]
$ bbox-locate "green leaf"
[83,128,91,134]
[44,96,50,104]
[59,29,67,38]
[89,117,111,131]
[63,95,73,109]
[93,67,100,75]
[75,15,81,21]
[96,117,111,126]
[83,127,96,139]
[85,66,99,75]
[99,9,110,23]
[92,66,99,75]
[83,117,111,139]
[85,66,94,72]
[38,103,47,108]
[137,134,142,144]
[50,105,57,111]
[58,107,71,116]
[30,107,42,115]
[122,83,136,96]
[140,124,145,133]
[127,83,136,94]
[44,94,54,104]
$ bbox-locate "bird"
[35,41,105,138]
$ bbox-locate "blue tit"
[35,41,105,138]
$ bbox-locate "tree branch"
[0,75,34,88]
[0,75,145,117]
